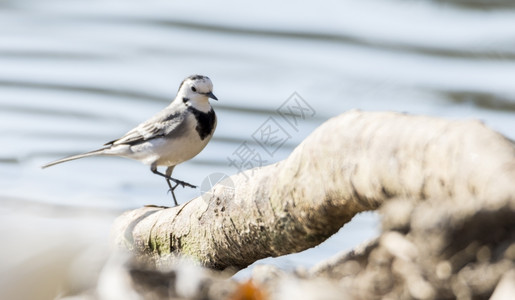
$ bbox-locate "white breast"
[126,113,216,167]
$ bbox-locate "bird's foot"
[171,179,197,189]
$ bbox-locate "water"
[1,0,514,281]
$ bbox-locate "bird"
[42,74,218,206]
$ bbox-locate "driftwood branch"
[112,110,515,270]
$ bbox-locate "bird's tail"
[41,148,107,169]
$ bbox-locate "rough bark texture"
[112,110,515,271]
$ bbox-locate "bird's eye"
[191,87,197,92]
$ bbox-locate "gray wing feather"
[106,108,184,146]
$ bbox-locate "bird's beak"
[206,91,218,101]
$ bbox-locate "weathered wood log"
[112,110,515,270]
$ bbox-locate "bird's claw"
[174,179,196,189]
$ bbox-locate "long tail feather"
[41,149,106,169]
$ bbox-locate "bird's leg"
[165,177,179,207]
[162,166,178,206]
[169,178,196,189]
[164,166,197,189]
[150,165,196,188]
[150,165,196,206]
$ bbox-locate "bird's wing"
[105,107,185,146]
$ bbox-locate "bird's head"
[177,75,217,111]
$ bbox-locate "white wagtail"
[42,74,218,206]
